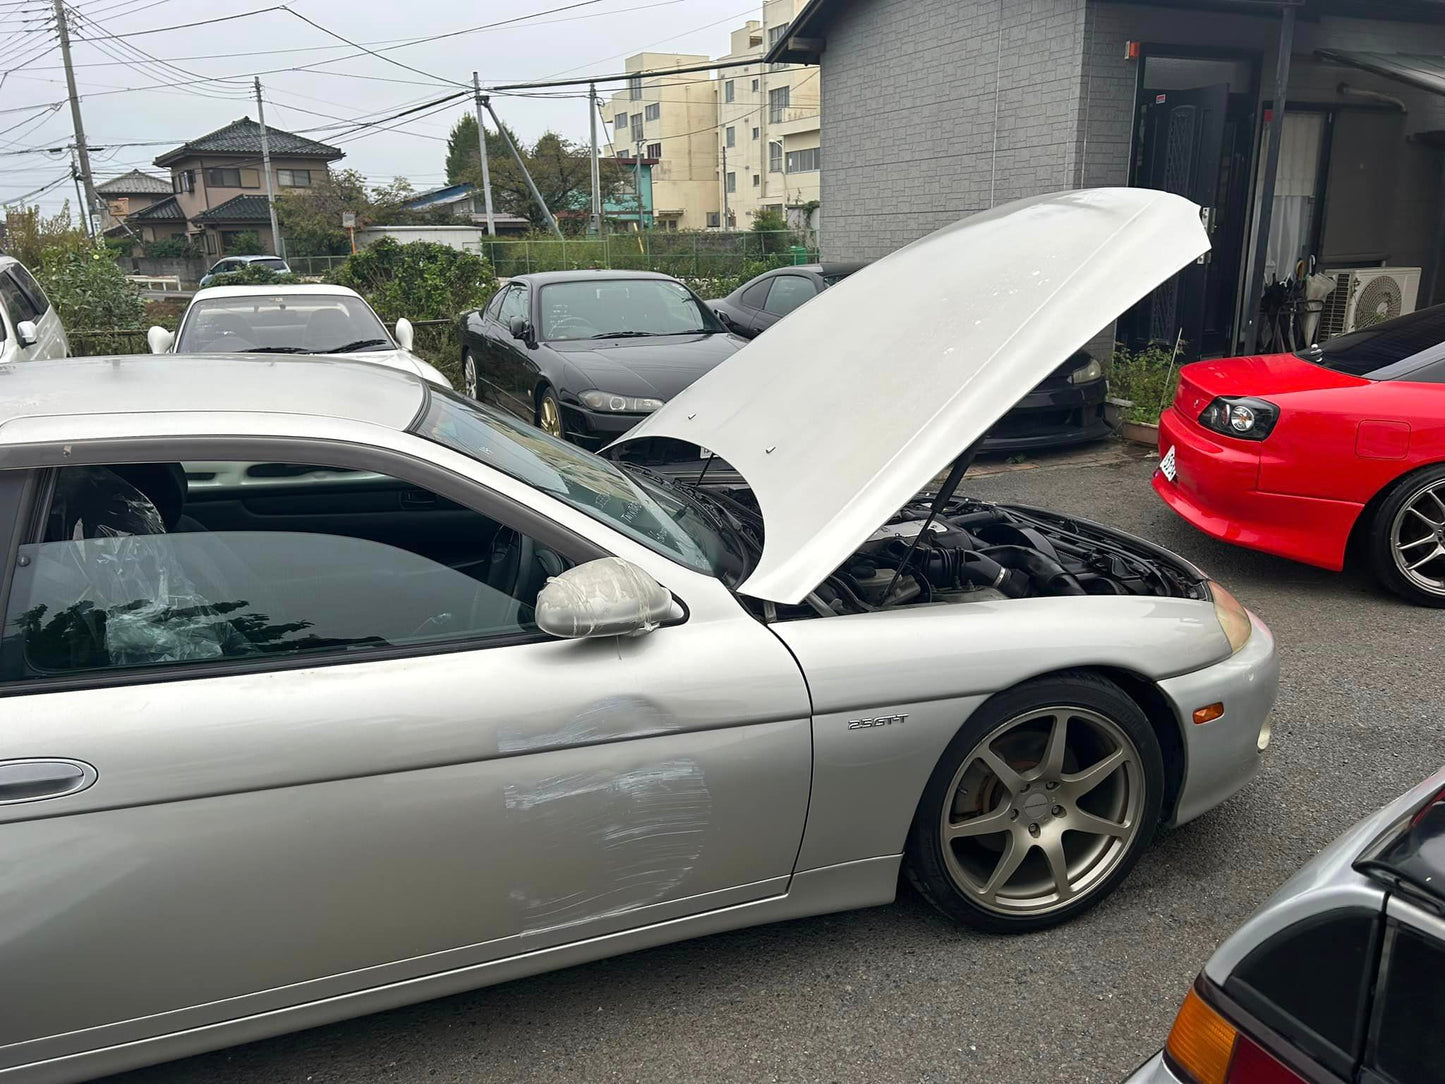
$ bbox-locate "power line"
[490,56,802,92]
[65,4,286,39]
[278,6,462,88]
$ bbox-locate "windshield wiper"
[325,338,390,353]
[621,462,758,564]
[244,346,309,354]
[589,331,658,339]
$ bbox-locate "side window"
[483,287,508,321]
[740,279,771,310]
[762,275,817,317]
[1368,923,1445,1084]
[0,463,573,683]
[499,286,529,327]
[1223,909,1381,1078]
[0,271,40,326]
[8,264,49,315]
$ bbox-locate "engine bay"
[691,484,1209,620]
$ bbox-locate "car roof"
[0,355,425,437]
[190,283,361,301]
[508,269,682,287]
[216,254,289,264]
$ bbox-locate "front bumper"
[1153,406,1360,571]
[562,403,651,451]
[1159,610,1278,826]
[979,378,1110,453]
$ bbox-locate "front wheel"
[537,387,565,440]
[1367,464,1445,607]
[905,672,1163,933]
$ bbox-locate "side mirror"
[535,557,680,639]
[146,326,174,354]
[15,320,38,347]
[394,317,415,352]
[507,315,530,341]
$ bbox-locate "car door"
[465,288,507,401]
[493,282,536,417]
[5,263,66,358]
[751,273,821,336]
[0,438,811,1069]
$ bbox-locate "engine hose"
[981,545,1087,596]
[956,551,1031,598]
[945,511,1001,531]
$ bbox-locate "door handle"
[0,759,98,805]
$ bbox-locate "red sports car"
[1154,304,1445,606]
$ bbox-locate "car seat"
[303,307,354,352]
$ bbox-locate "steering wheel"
[486,527,537,626]
[547,315,595,337]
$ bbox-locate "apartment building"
[605,53,720,230]
[716,0,821,230]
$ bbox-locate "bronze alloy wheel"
[538,390,563,438]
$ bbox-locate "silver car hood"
[615,188,1209,604]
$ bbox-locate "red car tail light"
[1164,985,1308,1084]
[1198,396,1280,441]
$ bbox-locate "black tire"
[1366,463,1445,607]
[904,670,1164,933]
[536,386,566,440]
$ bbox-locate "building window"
[785,147,821,172]
[726,172,736,194]
[724,80,735,103]
[752,174,760,187]
[707,211,720,228]
[752,126,759,140]
[628,75,642,100]
[172,169,195,194]
[646,142,662,159]
[631,114,644,142]
[276,168,311,188]
[751,78,759,91]
[645,102,660,121]
[768,85,790,123]
[614,112,627,130]
[205,167,260,189]
[767,21,789,46]
[769,142,782,173]
[726,126,736,148]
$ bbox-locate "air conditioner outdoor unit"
[1316,266,1422,340]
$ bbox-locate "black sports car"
[458,270,745,450]
[709,263,1112,453]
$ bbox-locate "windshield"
[176,294,391,355]
[415,390,748,583]
[1297,303,1445,378]
[538,279,722,341]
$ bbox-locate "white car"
[148,283,451,387]
[196,253,291,287]
[0,254,68,365]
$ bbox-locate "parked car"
[1154,303,1445,606]
[148,283,450,386]
[709,261,1111,453]
[456,270,745,449]
[0,254,67,365]
[1124,766,1445,1084]
[0,188,1276,1082]
[197,253,291,287]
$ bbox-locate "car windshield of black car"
[538,279,715,341]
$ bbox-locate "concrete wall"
[818,0,1088,262]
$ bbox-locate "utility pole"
[53,0,99,235]
[482,98,562,239]
[68,145,91,239]
[588,82,602,237]
[721,144,729,229]
[254,78,285,259]
[472,73,497,237]
[635,142,645,233]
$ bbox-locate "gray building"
[769,0,1445,358]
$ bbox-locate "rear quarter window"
[1368,923,1445,1084]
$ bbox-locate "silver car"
[0,255,68,366]
[0,189,1276,1082]
[1125,766,1445,1084]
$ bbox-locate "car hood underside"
[614,188,1210,604]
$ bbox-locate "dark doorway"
[1129,54,1260,359]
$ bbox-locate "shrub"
[1107,341,1184,424]
[335,238,497,323]
[203,265,299,288]
[144,235,204,259]
[37,238,145,330]
[3,204,85,270]
[222,231,264,256]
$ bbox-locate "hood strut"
[879,441,980,608]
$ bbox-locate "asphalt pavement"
[109,442,1442,1084]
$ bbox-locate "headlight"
[1069,357,1103,384]
[1198,396,1279,440]
[579,390,665,413]
[1208,580,1252,653]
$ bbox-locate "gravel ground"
[109,444,1442,1084]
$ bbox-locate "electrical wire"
[2,171,69,206]
[66,4,287,40]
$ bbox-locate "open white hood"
[616,188,1210,604]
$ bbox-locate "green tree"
[37,237,146,329]
[335,237,496,322]
[3,203,85,270]
[276,168,370,256]
[223,230,264,255]
[444,114,624,232]
[750,208,792,254]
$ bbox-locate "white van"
[0,256,68,365]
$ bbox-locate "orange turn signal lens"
[1165,988,1237,1084]
[1193,702,1225,725]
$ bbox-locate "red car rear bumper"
[1153,406,1362,571]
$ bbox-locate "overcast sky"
[0,0,757,215]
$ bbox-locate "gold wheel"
[538,392,563,438]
